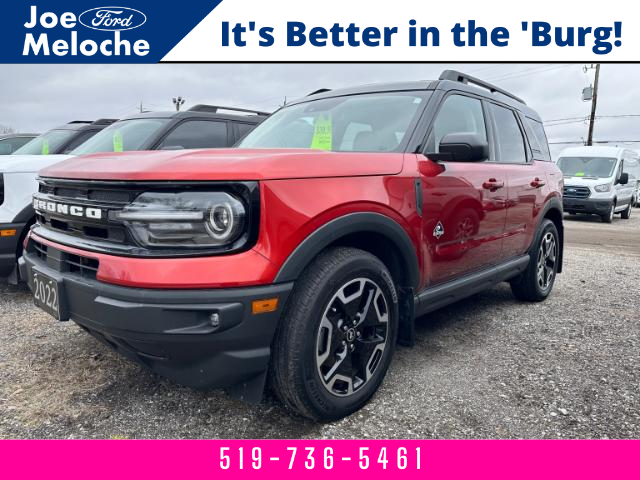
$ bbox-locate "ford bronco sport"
[21,71,564,421]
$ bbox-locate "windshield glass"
[13,129,76,155]
[557,156,618,178]
[71,118,170,155]
[239,91,429,152]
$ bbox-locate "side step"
[414,255,530,317]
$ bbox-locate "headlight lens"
[111,191,246,248]
[594,183,612,193]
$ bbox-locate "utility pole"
[172,96,185,111]
[586,64,600,146]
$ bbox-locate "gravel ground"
[0,214,638,439]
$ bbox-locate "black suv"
[13,120,117,156]
[69,105,268,155]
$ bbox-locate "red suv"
[21,71,563,420]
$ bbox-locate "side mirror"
[438,133,488,162]
[618,172,629,185]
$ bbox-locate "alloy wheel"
[536,232,557,292]
[315,278,389,397]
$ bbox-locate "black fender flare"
[274,212,420,289]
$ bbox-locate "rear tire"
[621,201,632,219]
[270,247,399,421]
[510,219,559,302]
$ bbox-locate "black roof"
[291,70,542,121]
[54,119,118,131]
[116,104,269,124]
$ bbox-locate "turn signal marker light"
[0,229,17,237]
[252,298,279,314]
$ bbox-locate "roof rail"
[91,118,118,126]
[307,88,332,97]
[439,70,526,105]
[67,120,93,124]
[187,104,270,116]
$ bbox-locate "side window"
[525,118,551,161]
[490,104,527,163]
[61,130,98,153]
[426,95,487,155]
[159,120,228,149]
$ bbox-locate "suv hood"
[0,154,74,173]
[39,149,405,181]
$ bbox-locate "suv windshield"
[71,118,170,155]
[239,92,429,152]
[13,129,77,155]
[557,156,618,179]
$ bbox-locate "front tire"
[601,203,615,223]
[270,247,399,421]
[510,219,559,302]
[621,201,632,219]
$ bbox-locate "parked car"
[68,105,267,155]
[1,107,266,282]
[0,133,39,155]
[557,146,637,222]
[21,71,563,421]
[11,119,117,156]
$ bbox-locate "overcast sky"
[2,63,640,159]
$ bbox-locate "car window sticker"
[113,130,124,152]
[310,114,332,151]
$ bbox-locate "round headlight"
[206,203,236,240]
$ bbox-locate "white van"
[557,146,637,223]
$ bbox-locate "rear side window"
[234,123,255,141]
[490,104,527,164]
[425,95,488,155]
[159,120,228,149]
[523,117,551,161]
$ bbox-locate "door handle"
[482,178,504,191]
[530,177,546,188]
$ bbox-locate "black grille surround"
[563,185,591,199]
[33,178,260,258]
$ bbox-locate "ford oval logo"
[79,7,146,32]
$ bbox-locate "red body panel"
[34,148,562,291]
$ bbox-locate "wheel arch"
[539,196,564,273]
[274,212,420,290]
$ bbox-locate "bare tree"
[0,124,15,134]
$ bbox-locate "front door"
[419,93,508,286]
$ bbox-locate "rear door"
[419,93,508,285]
[487,103,543,258]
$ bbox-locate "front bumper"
[20,244,293,400]
[0,222,26,277]
[563,197,613,215]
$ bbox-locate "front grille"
[563,186,591,198]
[29,239,99,280]
[35,182,132,245]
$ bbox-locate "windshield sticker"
[41,140,49,155]
[575,172,585,176]
[113,130,124,152]
[310,114,332,151]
